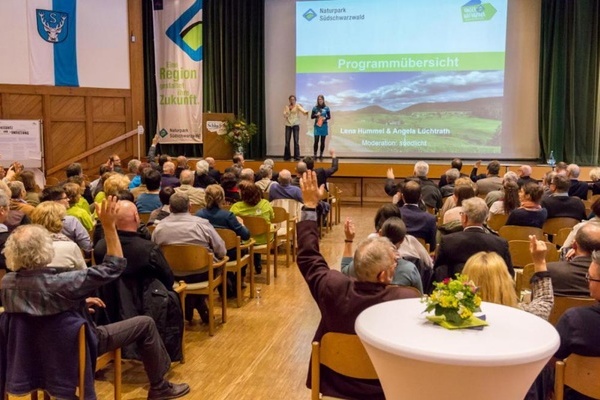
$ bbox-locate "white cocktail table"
[355,298,559,400]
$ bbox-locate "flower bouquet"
[423,274,487,329]
[219,115,258,154]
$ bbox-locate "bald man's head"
[115,200,139,232]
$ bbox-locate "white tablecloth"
[355,298,559,399]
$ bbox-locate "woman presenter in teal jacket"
[311,94,331,160]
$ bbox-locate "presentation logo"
[303,9,317,21]
[36,10,69,43]
[165,0,203,62]
[159,128,169,138]
[461,0,497,22]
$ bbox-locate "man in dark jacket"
[297,171,419,400]
[385,161,442,210]
[304,149,339,190]
[541,174,587,221]
[567,163,589,201]
[93,200,182,361]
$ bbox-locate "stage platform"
[206,158,580,205]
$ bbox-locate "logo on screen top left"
[36,10,69,43]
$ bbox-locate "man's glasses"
[586,273,600,283]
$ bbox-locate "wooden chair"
[554,227,573,248]
[549,296,596,326]
[416,237,431,253]
[172,281,187,363]
[543,217,580,240]
[499,225,544,241]
[45,176,60,186]
[189,203,203,215]
[32,325,124,400]
[272,206,294,268]
[147,224,156,234]
[160,244,228,336]
[509,240,558,268]
[271,199,302,262]
[138,212,151,224]
[555,354,600,400]
[311,333,378,400]
[487,213,508,232]
[515,263,535,294]
[240,215,277,285]
[327,183,341,229]
[80,325,122,400]
[215,228,255,308]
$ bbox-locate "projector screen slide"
[295,0,508,157]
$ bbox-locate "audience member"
[175,155,188,179]
[63,182,94,232]
[136,169,162,213]
[439,176,476,219]
[462,236,553,320]
[303,149,338,190]
[40,186,92,255]
[485,171,518,208]
[541,174,586,221]
[397,181,437,251]
[1,198,190,400]
[517,165,538,188]
[193,160,217,189]
[567,163,589,200]
[555,161,568,176]
[94,200,182,360]
[175,169,206,208]
[506,182,547,228]
[385,162,443,210]
[562,197,600,250]
[148,187,175,226]
[127,159,142,187]
[152,192,226,322]
[108,153,123,173]
[255,165,275,193]
[220,172,240,204]
[240,168,255,182]
[205,157,221,183]
[589,167,600,196]
[66,162,93,204]
[269,169,303,203]
[342,217,423,293]
[90,165,113,199]
[263,159,279,181]
[232,153,245,168]
[0,192,11,269]
[230,181,274,274]
[297,171,419,400]
[443,185,476,224]
[438,158,468,188]
[8,181,35,217]
[131,164,151,200]
[292,161,308,187]
[5,182,31,232]
[16,170,40,206]
[434,197,513,282]
[31,202,86,270]
[440,168,460,198]
[489,181,519,217]
[160,161,180,189]
[548,224,600,297]
[472,160,503,195]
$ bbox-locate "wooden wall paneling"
[42,94,53,172]
[84,96,95,177]
[362,178,390,204]
[91,122,129,167]
[50,95,85,121]
[3,93,43,119]
[50,121,87,166]
[329,177,362,204]
[128,0,146,158]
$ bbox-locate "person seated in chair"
[1,197,190,400]
[297,171,419,400]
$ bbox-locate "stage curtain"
[204,0,266,160]
[539,0,600,165]
[141,0,265,159]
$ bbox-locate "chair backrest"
[509,240,558,268]
[311,333,378,399]
[416,237,430,253]
[271,198,303,220]
[160,244,211,276]
[549,296,596,326]
[271,206,289,225]
[240,215,270,236]
[215,228,238,251]
[555,354,600,400]
[554,227,573,248]
[543,217,580,237]
[516,263,536,294]
[189,203,203,215]
[138,212,151,224]
[499,225,544,241]
[487,213,509,232]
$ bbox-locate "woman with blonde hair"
[30,201,87,270]
[462,236,553,319]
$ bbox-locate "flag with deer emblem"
[27,0,78,86]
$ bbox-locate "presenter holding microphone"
[311,94,331,161]
[283,95,308,161]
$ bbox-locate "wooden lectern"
[203,112,234,160]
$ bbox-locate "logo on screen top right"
[461,0,497,22]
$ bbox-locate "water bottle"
[547,150,555,168]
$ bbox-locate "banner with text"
[153,0,203,143]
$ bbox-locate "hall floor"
[94,205,378,400]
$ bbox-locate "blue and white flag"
[27,0,79,86]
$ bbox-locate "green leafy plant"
[423,274,482,324]
[219,115,258,151]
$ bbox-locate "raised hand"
[344,217,355,241]
[529,235,548,271]
[300,171,324,208]
[97,195,120,229]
